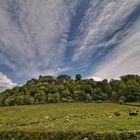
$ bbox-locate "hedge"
[0,130,140,140]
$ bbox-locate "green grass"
[127,102,140,105]
[0,103,140,133]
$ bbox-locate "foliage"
[75,74,82,81]
[0,130,140,140]
[0,74,140,106]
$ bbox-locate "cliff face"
[27,75,71,85]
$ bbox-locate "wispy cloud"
[94,21,140,80]
[0,0,140,85]
[70,0,140,79]
[0,0,79,79]
[72,0,140,60]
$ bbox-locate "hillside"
[0,74,140,106]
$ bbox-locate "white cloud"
[0,72,17,91]
[70,0,140,79]
[94,21,140,80]
[0,0,140,82]
[92,76,102,82]
[0,0,79,79]
[72,0,140,61]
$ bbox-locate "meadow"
[0,103,140,140]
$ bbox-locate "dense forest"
[0,74,140,106]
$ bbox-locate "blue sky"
[0,0,140,90]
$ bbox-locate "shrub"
[0,130,140,140]
[118,99,125,104]
[61,98,67,102]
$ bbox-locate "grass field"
[0,103,140,132]
[127,102,140,105]
[0,103,140,139]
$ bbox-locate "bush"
[61,98,67,102]
[118,99,125,104]
[0,130,140,140]
[119,96,126,102]
[67,98,75,103]
[53,93,60,103]
[94,100,102,103]
[85,94,92,103]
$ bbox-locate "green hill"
[0,74,140,106]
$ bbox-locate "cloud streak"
[70,0,140,79]
[94,21,140,80]
[0,0,140,86]
[0,0,79,79]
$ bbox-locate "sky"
[0,0,140,90]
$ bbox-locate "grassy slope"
[0,103,140,133]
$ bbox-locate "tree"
[75,74,81,81]
[16,95,25,105]
[118,99,125,104]
[82,85,93,95]
[53,93,60,103]
[61,89,70,98]
[35,90,46,103]
[111,91,118,102]
[93,89,108,101]
[0,74,140,106]
[119,96,126,103]
[125,80,140,102]
[85,94,92,102]
[73,90,81,101]
[47,93,54,103]
[104,85,112,99]
[3,97,15,106]
[25,96,34,105]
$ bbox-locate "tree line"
[0,74,140,106]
